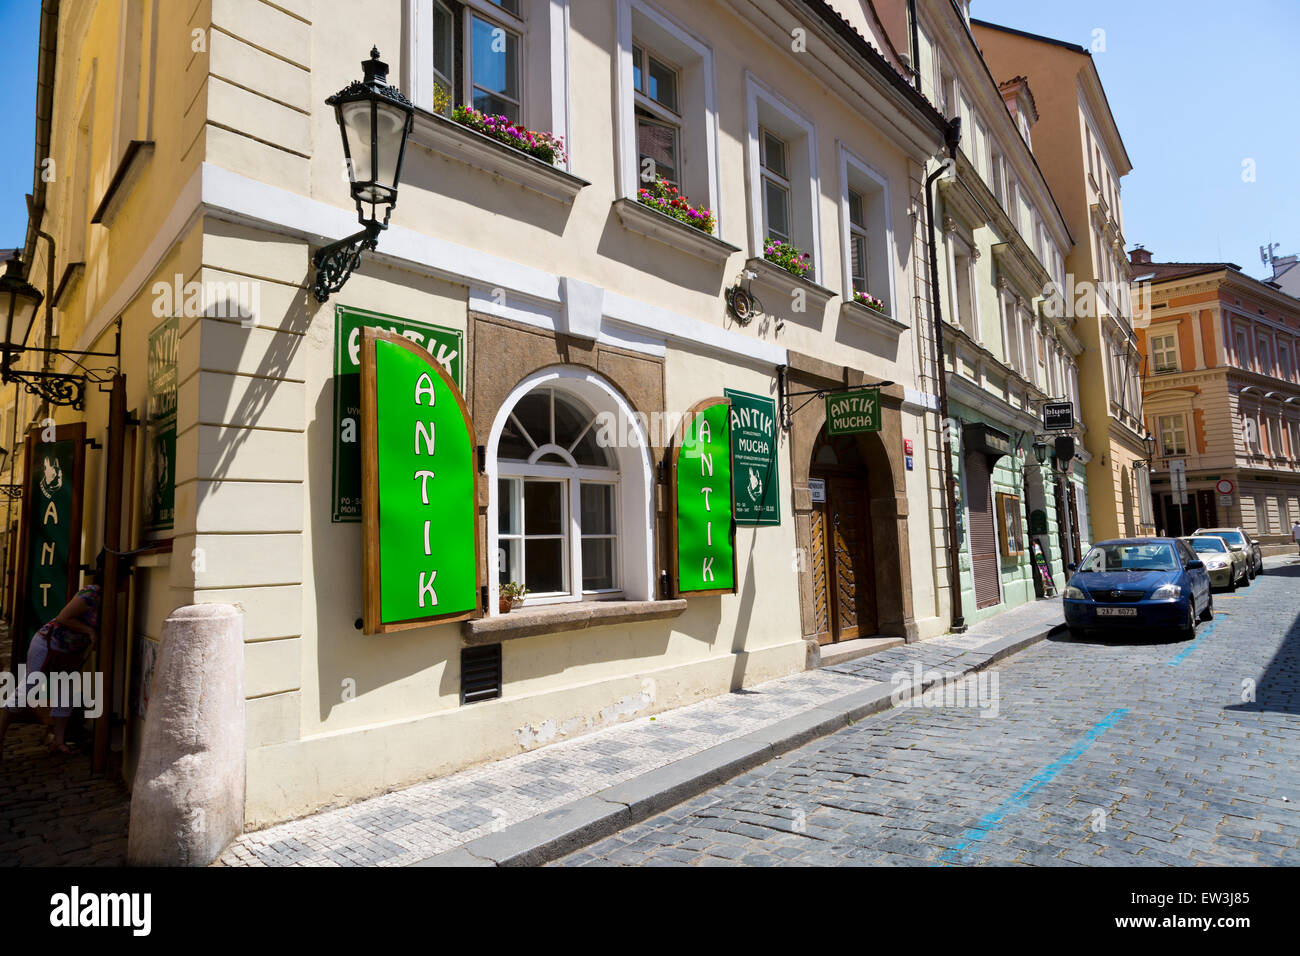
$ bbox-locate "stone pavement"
[216,596,1065,866]
[0,624,131,867]
[556,557,1300,866]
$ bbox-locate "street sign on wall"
[360,328,480,633]
[143,316,178,534]
[334,305,463,522]
[672,398,737,596]
[723,388,779,526]
[1042,401,1073,432]
[825,388,881,435]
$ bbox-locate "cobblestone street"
[557,559,1300,866]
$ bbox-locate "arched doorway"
[807,430,877,644]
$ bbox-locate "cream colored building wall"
[152,0,947,821]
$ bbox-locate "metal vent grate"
[461,645,502,705]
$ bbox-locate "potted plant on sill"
[851,290,888,315]
[763,237,812,279]
[636,176,716,234]
[450,105,568,166]
[499,581,528,614]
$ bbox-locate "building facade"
[913,0,1084,626]
[1133,249,1300,551]
[972,20,1153,543]
[4,0,961,827]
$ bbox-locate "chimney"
[1130,245,1153,266]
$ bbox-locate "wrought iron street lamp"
[312,48,415,303]
[1032,437,1051,468]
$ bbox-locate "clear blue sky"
[0,1,1296,280]
[0,0,39,255]
[972,0,1300,280]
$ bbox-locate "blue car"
[1063,538,1213,640]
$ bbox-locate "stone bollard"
[127,603,245,866]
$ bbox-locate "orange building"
[1132,248,1300,551]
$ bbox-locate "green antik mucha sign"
[672,398,737,596]
[360,328,480,633]
[825,388,882,435]
[723,388,780,527]
[333,305,463,522]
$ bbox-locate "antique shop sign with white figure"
[360,327,480,632]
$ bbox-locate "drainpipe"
[925,117,965,632]
[907,0,922,89]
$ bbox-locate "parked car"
[1063,538,1212,640]
[1194,527,1263,579]
[1181,535,1245,590]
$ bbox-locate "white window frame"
[759,127,792,244]
[745,72,822,282]
[405,0,572,168]
[837,145,896,316]
[1151,331,1178,373]
[1159,414,1187,457]
[631,40,682,187]
[462,3,525,121]
[615,0,721,215]
[486,367,655,614]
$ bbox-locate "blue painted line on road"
[1167,619,1216,667]
[936,707,1130,865]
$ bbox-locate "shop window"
[488,371,658,611]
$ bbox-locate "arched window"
[487,369,655,611]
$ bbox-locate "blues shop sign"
[672,398,737,595]
[360,328,479,633]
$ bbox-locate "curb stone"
[411,622,1065,867]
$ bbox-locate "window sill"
[461,598,688,645]
[745,257,836,312]
[409,107,590,204]
[612,198,740,267]
[840,299,908,338]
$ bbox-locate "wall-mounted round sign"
[1215,478,1235,495]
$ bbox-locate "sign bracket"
[777,364,893,431]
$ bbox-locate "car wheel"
[1200,593,1214,622]
[1228,573,1237,592]
[1178,602,1197,640]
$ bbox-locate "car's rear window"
[1080,543,1178,572]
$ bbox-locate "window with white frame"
[1002,298,1020,370]
[618,2,720,212]
[496,386,621,599]
[1159,414,1187,456]
[1020,313,1035,382]
[410,0,568,144]
[1279,344,1293,381]
[990,151,1005,208]
[841,150,891,314]
[747,77,818,274]
[1151,332,1178,373]
[1243,411,1261,454]
[951,240,976,337]
[760,128,791,244]
[633,41,681,186]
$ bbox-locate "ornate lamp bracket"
[311,223,382,304]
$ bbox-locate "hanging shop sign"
[723,388,779,526]
[671,398,737,596]
[15,422,86,662]
[360,327,480,633]
[825,388,881,435]
[143,316,178,533]
[1042,401,1073,432]
[333,305,463,522]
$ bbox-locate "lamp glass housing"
[330,48,414,229]
[0,261,43,355]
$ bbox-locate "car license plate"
[1096,607,1138,617]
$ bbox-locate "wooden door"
[966,453,1001,609]
[811,475,876,643]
